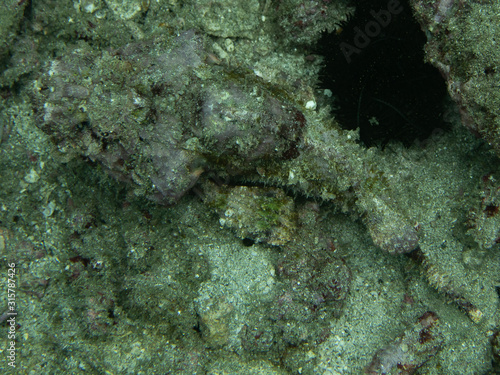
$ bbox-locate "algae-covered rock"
[3,0,500,374]
[33,31,307,205]
[412,0,500,156]
[0,0,28,61]
[467,172,500,250]
[203,183,297,246]
[189,0,261,38]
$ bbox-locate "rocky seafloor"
[1,0,500,374]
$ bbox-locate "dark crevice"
[316,0,449,148]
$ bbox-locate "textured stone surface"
[0,0,499,374]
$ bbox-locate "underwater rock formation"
[411,0,500,156]
[33,30,419,255]
[365,311,444,374]
[34,31,304,205]
[202,183,297,246]
[467,172,500,250]
[1,0,499,373]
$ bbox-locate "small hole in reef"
[242,238,255,247]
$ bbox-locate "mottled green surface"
[413,0,500,157]
[0,1,500,374]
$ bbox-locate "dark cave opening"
[316,0,449,148]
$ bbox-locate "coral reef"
[0,0,29,61]
[33,31,310,205]
[0,0,500,374]
[188,0,262,39]
[33,30,420,255]
[467,172,500,249]
[365,311,443,374]
[202,182,297,245]
[411,0,500,156]
[276,0,353,45]
[239,241,351,355]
